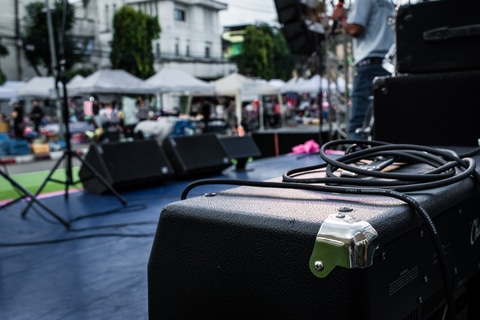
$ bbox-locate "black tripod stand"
[1,165,70,228]
[20,0,127,224]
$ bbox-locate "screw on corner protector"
[204,192,216,197]
[314,261,324,272]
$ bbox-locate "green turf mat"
[0,167,83,201]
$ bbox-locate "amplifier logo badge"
[471,217,480,246]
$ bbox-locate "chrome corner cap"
[309,212,379,278]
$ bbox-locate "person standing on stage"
[332,0,395,139]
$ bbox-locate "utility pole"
[45,0,64,138]
[14,0,23,80]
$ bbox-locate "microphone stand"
[20,0,127,225]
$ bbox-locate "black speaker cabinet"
[373,70,480,146]
[219,135,262,170]
[79,140,174,194]
[396,1,480,74]
[274,0,325,55]
[148,157,480,319]
[162,133,232,178]
[274,0,303,25]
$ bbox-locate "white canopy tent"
[0,81,26,101]
[66,74,85,95]
[214,73,282,129]
[146,67,215,113]
[0,81,27,115]
[145,67,215,94]
[268,78,287,89]
[67,69,158,96]
[17,77,56,99]
[283,74,349,94]
[282,74,329,94]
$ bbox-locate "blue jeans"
[349,63,390,139]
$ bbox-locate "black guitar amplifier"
[148,153,480,319]
[373,70,480,147]
[396,0,480,74]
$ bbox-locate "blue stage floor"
[0,152,324,320]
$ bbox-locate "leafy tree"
[236,26,273,79]
[110,6,161,79]
[23,1,79,77]
[235,24,294,81]
[259,25,295,81]
[0,38,9,84]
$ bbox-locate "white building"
[0,0,237,82]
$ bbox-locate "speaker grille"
[163,134,232,177]
[219,136,262,159]
[79,140,174,194]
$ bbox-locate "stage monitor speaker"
[281,21,324,55]
[274,0,324,55]
[219,135,262,170]
[274,0,317,24]
[373,70,480,146]
[162,133,232,178]
[79,140,174,194]
[148,158,480,319]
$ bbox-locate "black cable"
[25,203,146,226]
[180,139,480,320]
[0,203,157,247]
[68,221,158,232]
[68,203,147,222]
[282,140,480,191]
[0,232,155,247]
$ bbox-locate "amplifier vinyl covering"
[373,70,480,147]
[148,155,480,319]
[396,0,480,74]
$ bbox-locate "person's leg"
[349,64,389,139]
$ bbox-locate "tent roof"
[214,73,280,97]
[268,79,287,88]
[17,77,56,98]
[0,81,27,100]
[282,74,328,93]
[68,69,157,95]
[145,68,214,94]
[67,74,85,86]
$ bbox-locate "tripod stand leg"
[21,150,127,220]
[1,171,70,229]
[20,152,67,218]
[0,197,23,210]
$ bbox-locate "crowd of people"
[0,99,47,140]
[0,0,394,145]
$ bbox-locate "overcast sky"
[218,0,278,28]
[216,0,417,29]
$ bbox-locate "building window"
[72,36,94,56]
[156,43,161,58]
[175,42,180,56]
[205,45,211,58]
[186,45,190,57]
[174,8,186,21]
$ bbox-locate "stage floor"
[0,152,324,320]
